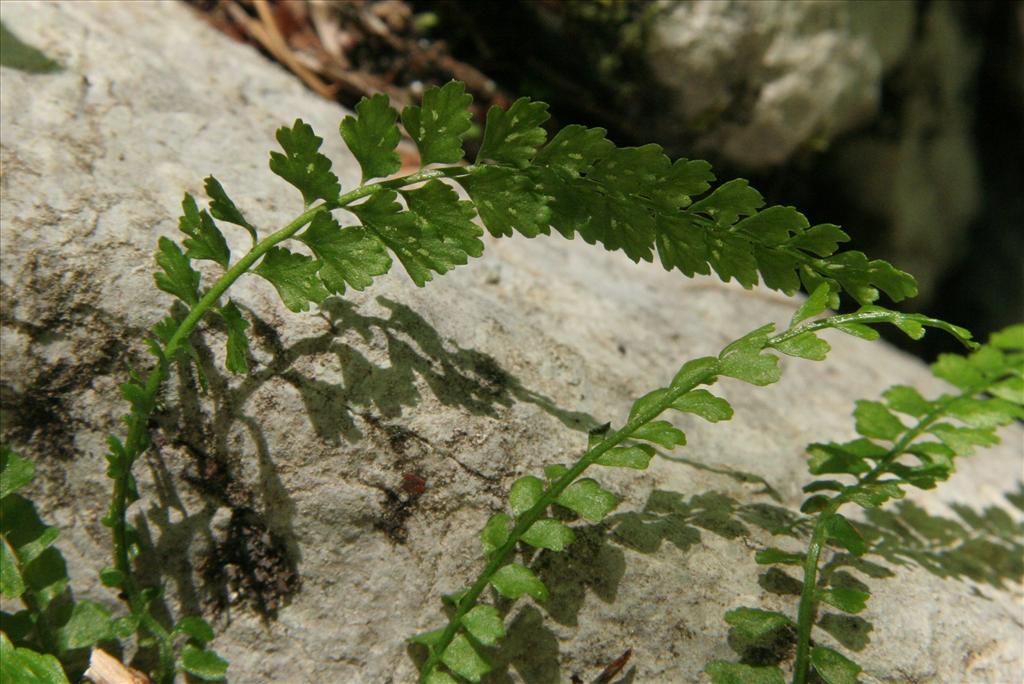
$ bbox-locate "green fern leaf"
[706,661,785,684]
[424,671,459,684]
[1,446,34,500]
[689,178,764,226]
[597,444,654,469]
[269,119,341,205]
[806,441,878,476]
[402,179,484,259]
[56,600,114,651]
[480,512,511,557]
[724,607,794,641]
[774,331,830,361]
[810,646,861,684]
[351,185,482,286]
[521,519,575,551]
[0,633,70,684]
[461,605,505,646]
[154,237,200,305]
[217,300,250,375]
[178,193,230,268]
[179,644,228,681]
[818,586,869,614]
[533,124,614,176]
[946,396,1023,427]
[632,420,687,448]
[441,633,490,683]
[477,96,549,167]
[755,548,804,565]
[824,514,867,556]
[508,476,544,517]
[340,93,402,182]
[927,423,1000,456]
[671,389,734,422]
[846,482,904,508]
[882,385,931,417]
[254,247,328,312]
[204,176,257,242]
[790,284,833,325]
[296,211,392,294]
[789,223,848,257]
[460,166,552,238]
[556,479,618,522]
[853,400,905,441]
[401,80,473,166]
[719,325,781,386]
[490,563,547,601]
[174,616,216,645]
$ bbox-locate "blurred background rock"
[187,0,1023,359]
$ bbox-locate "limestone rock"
[645,0,913,169]
[1,2,1020,683]
[823,2,983,303]
[644,0,983,302]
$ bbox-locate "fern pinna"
[411,285,979,683]
[9,80,1004,682]
[705,324,1024,684]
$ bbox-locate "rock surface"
[645,0,907,170]
[644,0,984,303]
[1,2,1021,683]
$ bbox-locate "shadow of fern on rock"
[532,526,627,628]
[193,295,601,445]
[123,293,605,637]
[860,497,1024,594]
[608,489,800,555]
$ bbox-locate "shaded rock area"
[647,0,910,169]
[431,0,1022,354]
[1,2,1022,683]
[645,0,986,306]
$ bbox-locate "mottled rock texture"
[1,2,1020,682]
[645,0,984,303]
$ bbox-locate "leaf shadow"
[606,489,801,556]
[135,294,603,633]
[531,525,627,628]
[484,605,562,684]
[858,495,1024,594]
[0,21,62,74]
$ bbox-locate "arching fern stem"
[417,309,967,683]
[104,165,471,682]
[789,382,986,684]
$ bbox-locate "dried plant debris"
[186,0,509,162]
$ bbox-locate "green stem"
[792,512,830,684]
[769,310,975,352]
[418,360,723,682]
[788,385,984,684]
[420,312,885,681]
[106,164,471,679]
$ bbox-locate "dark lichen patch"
[373,478,426,545]
[1,336,131,460]
[0,263,137,459]
[199,507,300,618]
[361,410,424,457]
[169,436,299,619]
[177,439,251,510]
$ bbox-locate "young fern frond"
[707,325,1024,684]
[96,80,951,682]
[412,302,976,684]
